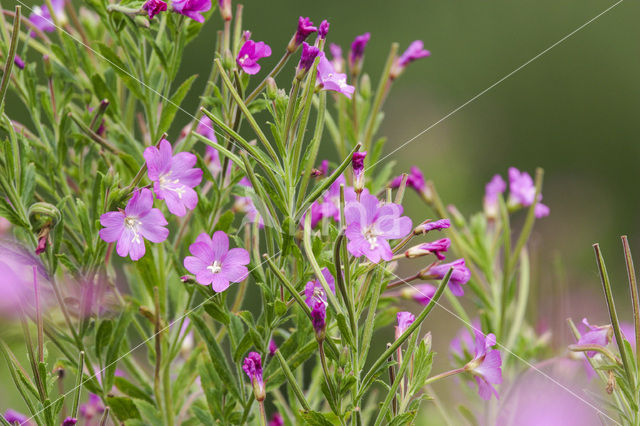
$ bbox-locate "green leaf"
[104,309,132,391]
[190,315,241,400]
[96,43,145,100]
[203,302,230,325]
[133,400,164,426]
[107,397,141,422]
[157,75,198,137]
[300,410,338,426]
[115,377,155,404]
[94,319,113,361]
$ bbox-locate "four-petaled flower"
[99,188,169,261]
[183,231,250,292]
[171,0,211,23]
[243,352,265,401]
[466,331,502,400]
[345,193,412,263]
[395,311,415,340]
[578,318,613,357]
[143,0,167,19]
[29,0,66,34]
[507,167,549,218]
[317,53,355,99]
[237,38,272,75]
[144,138,203,217]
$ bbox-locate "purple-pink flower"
[304,267,335,306]
[237,38,272,75]
[317,53,355,99]
[414,218,451,234]
[308,175,358,228]
[269,339,278,356]
[234,178,264,228]
[79,394,105,421]
[297,42,320,76]
[423,258,470,296]
[391,40,430,79]
[183,231,250,292]
[171,0,211,23]
[318,20,329,40]
[14,55,25,70]
[291,17,317,49]
[467,331,502,400]
[99,188,169,261]
[329,43,344,73]
[349,32,370,71]
[483,174,506,218]
[345,193,412,263]
[269,413,284,426]
[403,283,437,305]
[144,138,203,217]
[578,318,613,357]
[507,167,549,218]
[389,166,426,195]
[395,311,415,340]
[143,0,167,19]
[405,238,451,260]
[243,352,265,401]
[62,418,77,426]
[29,0,66,34]
[3,410,31,426]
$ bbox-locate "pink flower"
[308,175,358,228]
[329,43,344,73]
[349,33,371,70]
[143,0,167,19]
[297,42,320,75]
[144,138,203,217]
[423,258,470,296]
[304,267,335,307]
[243,352,265,401]
[389,166,426,194]
[403,283,437,305]
[395,311,415,340]
[293,17,317,47]
[345,193,412,263]
[483,174,506,218]
[197,116,226,178]
[578,318,613,357]
[234,178,264,228]
[269,339,278,356]
[99,189,168,261]
[171,0,211,23]
[183,231,250,292]
[391,40,430,79]
[467,331,502,400]
[318,20,329,40]
[414,218,451,234]
[316,53,354,99]
[3,409,32,426]
[507,167,549,218]
[79,394,105,421]
[29,0,66,34]
[62,418,77,426]
[237,38,272,75]
[269,413,284,426]
[405,238,451,260]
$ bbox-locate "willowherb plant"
[0,1,558,425]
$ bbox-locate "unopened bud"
[266,77,278,100]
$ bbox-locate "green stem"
[423,367,465,385]
[593,243,634,386]
[245,51,292,103]
[622,235,640,370]
[274,350,311,410]
[0,5,20,111]
[71,351,84,419]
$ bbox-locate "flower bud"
[359,73,371,98]
[287,17,318,52]
[352,151,367,194]
[266,77,278,100]
[219,0,232,21]
[242,352,265,401]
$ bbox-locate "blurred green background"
[4,0,640,421]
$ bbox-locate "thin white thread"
[366,0,625,173]
[9,0,624,422]
[384,267,622,425]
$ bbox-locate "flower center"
[124,216,142,243]
[363,226,379,250]
[159,172,186,199]
[207,260,222,274]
